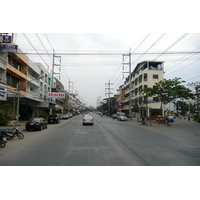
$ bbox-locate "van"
[117,112,127,121]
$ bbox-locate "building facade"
[117,61,165,120]
[0,37,84,122]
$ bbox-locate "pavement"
[0,121,27,131]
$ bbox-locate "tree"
[142,78,194,115]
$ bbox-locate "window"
[153,74,159,79]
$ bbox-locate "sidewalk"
[0,121,27,131]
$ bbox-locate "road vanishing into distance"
[0,113,200,166]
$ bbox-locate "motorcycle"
[1,127,24,140]
[0,133,7,148]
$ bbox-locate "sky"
[3,1,200,108]
[12,33,200,107]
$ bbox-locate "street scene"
[0,113,199,166]
[0,33,200,168]
[1,5,200,200]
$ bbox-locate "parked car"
[68,113,73,118]
[117,112,128,121]
[48,114,61,124]
[62,113,69,120]
[82,115,94,125]
[26,117,48,131]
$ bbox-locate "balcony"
[7,64,27,80]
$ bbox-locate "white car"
[118,115,128,121]
[117,112,128,121]
[82,115,94,125]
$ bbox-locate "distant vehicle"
[26,117,48,131]
[48,114,61,124]
[82,115,94,125]
[62,113,69,120]
[117,112,128,121]
[68,113,73,118]
[112,114,117,120]
[166,114,174,122]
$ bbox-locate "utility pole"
[69,80,74,93]
[105,80,113,116]
[51,49,61,90]
[97,96,102,108]
[16,82,20,126]
[122,48,132,118]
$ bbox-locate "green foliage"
[0,103,12,126]
[0,102,12,117]
[0,113,9,126]
[142,78,194,104]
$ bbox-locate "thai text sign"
[3,35,12,43]
[0,83,7,101]
[48,92,65,98]
[2,44,18,52]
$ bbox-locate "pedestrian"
[188,116,190,121]
[141,116,145,124]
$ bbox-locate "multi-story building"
[0,37,85,122]
[117,61,164,120]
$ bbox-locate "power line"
[153,33,189,61]
[22,33,50,70]
[131,33,167,65]
[35,33,52,60]
[43,33,54,50]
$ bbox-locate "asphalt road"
[0,114,200,166]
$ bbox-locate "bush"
[0,113,9,126]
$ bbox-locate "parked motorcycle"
[0,133,7,148]
[1,127,24,140]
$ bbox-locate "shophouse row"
[0,43,84,120]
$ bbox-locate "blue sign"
[3,35,12,43]
[2,44,18,52]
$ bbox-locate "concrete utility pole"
[68,80,73,93]
[16,82,20,126]
[97,96,102,107]
[51,49,62,90]
[122,48,132,117]
[105,81,113,116]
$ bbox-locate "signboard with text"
[0,83,7,101]
[48,92,65,98]
[3,35,12,43]
[1,44,18,52]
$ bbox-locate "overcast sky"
[13,33,200,107]
[3,0,200,107]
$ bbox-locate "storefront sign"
[2,44,18,52]
[48,92,65,98]
[0,83,7,101]
[3,35,12,43]
[34,102,49,108]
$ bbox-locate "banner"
[48,92,65,98]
